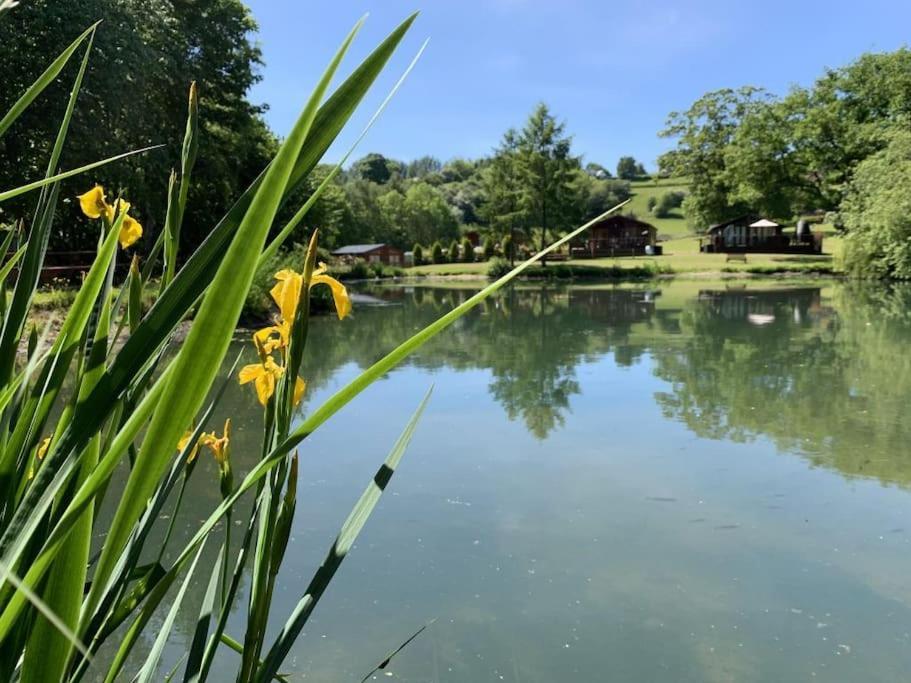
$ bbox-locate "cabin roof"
[590,214,657,232]
[749,218,780,228]
[331,243,389,255]
[706,214,759,232]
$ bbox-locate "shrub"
[412,243,423,265]
[652,190,686,218]
[501,234,514,259]
[448,239,460,263]
[431,240,445,263]
[461,237,474,262]
[487,257,511,278]
[482,236,495,260]
[347,258,369,279]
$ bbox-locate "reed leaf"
[134,541,208,683]
[254,387,432,682]
[87,13,366,621]
[0,22,98,139]
[0,145,164,204]
[0,16,420,569]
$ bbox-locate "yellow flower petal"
[270,269,303,322]
[36,437,50,461]
[119,214,143,249]
[311,271,351,320]
[201,418,231,464]
[178,430,201,463]
[254,371,275,405]
[293,376,306,406]
[254,325,285,355]
[78,185,108,219]
[239,363,263,385]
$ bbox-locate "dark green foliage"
[350,152,398,184]
[412,243,423,265]
[652,190,686,218]
[841,130,911,279]
[0,0,274,251]
[616,156,646,179]
[501,234,514,259]
[448,239,460,263]
[487,257,511,278]
[431,240,444,264]
[461,237,473,262]
[482,236,494,260]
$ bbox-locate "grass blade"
[255,387,432,682]
[261,36,429,263]
[0,145,164,203]
[182,545,223,683]
[133,541,207,683]
[0,22,98,139]
[87,13,367,622]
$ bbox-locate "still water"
[146,280,911,681]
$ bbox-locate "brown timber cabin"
[699,215,822,254]
[575,215,658,257]
[330,243,405,266]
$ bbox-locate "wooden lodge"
[330,243,404,266]
[699,215,822,254]
[572,215,659,258]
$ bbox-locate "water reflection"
[651,284,911,487]
[121,280,911,681]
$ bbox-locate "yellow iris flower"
[179,419,230,464]
[293,376,306,406]
[270,263,351,322]
[77,185,143,249]
[199,419,231,465]
[253,322,290,355]
[78,185,108,219]
[118,213,143,249]
[178,428,202,464]
[238,355,285,405]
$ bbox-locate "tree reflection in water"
[311,281,911,487]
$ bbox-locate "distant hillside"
[626,177,691,239]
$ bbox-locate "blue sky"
[245,0,910,171]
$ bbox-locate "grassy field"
[626,176,692,239]
[407,233,843,278]
[407,177,847,280]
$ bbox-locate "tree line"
[0,3,647,262]
[284,103,641,261]
[659,48,911,278]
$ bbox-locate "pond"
[141,279,911,682]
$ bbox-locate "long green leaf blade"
[87,13,366,621]
[255,388,433,682]
[0,22,98,139]
[0,145,163,203]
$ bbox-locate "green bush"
[346,258,369,279]
[461,237,474,262]
[652,190,686,218]
[482,236,494,259]
[501,234,514,259]
[487,257,511,278]
[448,239,460,263]
[431,240,445,264]
[412,243,423,265]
